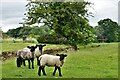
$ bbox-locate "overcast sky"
[0,0,119,32]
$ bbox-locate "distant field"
[1,43,118,78]
[1,42,68,52]
[1,43,31,52]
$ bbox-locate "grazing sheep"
[38,54,67,77]
[35,44,46,66]
[16,46,37,69]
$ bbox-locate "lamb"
[38,54,67,77]
[16,46,37,69]
[34,44,46,66]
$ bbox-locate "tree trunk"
[71,43,78,51]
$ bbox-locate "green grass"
[1,43,118,78]
[1,43,32,52]
[1,42,69,52]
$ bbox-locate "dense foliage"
[23,1,96,50]
[6,26,50,38]
[5,2,120,50]
[95,18,120,42]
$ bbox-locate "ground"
[1,43,118,78]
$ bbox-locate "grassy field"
[1,43,118,78]
[1,42,68,52]
[1,43,31,52]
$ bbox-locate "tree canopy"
[6,26,50,38]
[95,18,120,42]
[23,1,95,50]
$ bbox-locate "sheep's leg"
[38,66,42,76]
[58,67,62,77]
[20,59,22,65]
[42,66,46,76]
[53,66,58,76]
[20,57,22,66]
[31,58,34,69]
[37,57,40,66]
[28,59,31,69]
[23,59,26,66]
[16,58,21,67]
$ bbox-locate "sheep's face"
[36,44,46,50]
[27,46,37,52]
[56,54,67,61]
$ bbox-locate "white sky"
[0,0,119,32]
[88,0,119,26]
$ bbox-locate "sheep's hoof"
[32,67,34,69]
[43,74,47,76]
[38,74,41,76]
[29,68,31,69]
[53,74,55,76]
[59,75,62,77]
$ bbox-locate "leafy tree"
[7,27,23,38]
[24,1,95,50]
[6,25,50,39]
[95,18,120,42]
[30,25,50,38]
[6,26,33,38]
[19,26,32,37]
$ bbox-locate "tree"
[24,1,95,50]
[95,18,120,42]
[6,26,32,38]
[6,25,50,39]
[7,27,23,38]
[29,25,50,38]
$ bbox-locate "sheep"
[38,54,67,77]
[16,46,37,69]
[34,44,46,66]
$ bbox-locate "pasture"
[1,42,118,78]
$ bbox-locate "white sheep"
[38,54,67,77]
[16,46,37,69]
[34,44,46,66]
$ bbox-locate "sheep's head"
[36,44,46,50]
[27,46,37,52]
[56,54,67,61]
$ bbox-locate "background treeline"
[5,25,66,44]
[3,18,120,44]
[6,25,50,39]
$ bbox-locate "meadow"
[1,42,118,78]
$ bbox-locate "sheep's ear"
[27,46,31,49]
[64,54,67,57]
[35,45,37,48]
[43,44,46,46]
[56,54,60,56]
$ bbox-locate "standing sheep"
[38,54,67,77]
[35,44,46,66]
[16,46,37,69]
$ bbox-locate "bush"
[37,34,66,44]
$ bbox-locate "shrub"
[37,34,66,44]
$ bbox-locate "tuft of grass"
[1,43,118,78]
